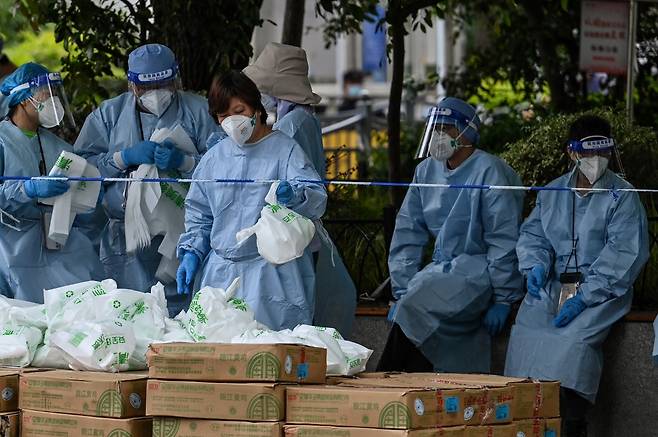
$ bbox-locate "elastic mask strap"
[453,112,478,146]
[0,208,21,231]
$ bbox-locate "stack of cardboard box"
[0,370,21,437]
[284,373,560,437]
[146,342,328,437]
[19,369,152,437]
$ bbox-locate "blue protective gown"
[505,169,649,403]
[0,120,104,303]
[73,91,221,316]
[0,94,9,119]
[390,149,524,372]
[274,107,325,176]
[274,107,357,337]
[178,130,327,331]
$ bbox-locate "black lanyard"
[563,191,580,274]
[36,131,47,176]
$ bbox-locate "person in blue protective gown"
[0,62,104,303]
[377,97,524,373]
[176,70,327,331]
[244,42,357,336]
[504,115,649,437]
[74,44,221,316]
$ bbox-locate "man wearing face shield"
[377,97,524,373]
[74,44,221,316]
[505,115,649,437]
[0,62,104,302]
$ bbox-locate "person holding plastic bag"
[505,115,649,437]
[176,70,327,331]
[0,63,104,303]
[377,97,524,373]
[244,42,356,336]
[74,44,221,316]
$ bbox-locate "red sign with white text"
[579,1,629,75]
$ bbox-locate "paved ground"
[351,317,658,437]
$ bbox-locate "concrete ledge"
[351,315,658,437]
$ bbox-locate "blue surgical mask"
[347,85,363,98]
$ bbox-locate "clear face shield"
[12,72,76,130]
[415,106,476,160]
[567,135,623,182]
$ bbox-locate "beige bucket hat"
[243,42,321,105]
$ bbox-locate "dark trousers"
[561,387,592,437]
[376,323,434,372]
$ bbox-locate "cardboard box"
[338,376,513,426]
[463,424,516,437]
[462,387,513,425]
[147,380,286,421]
[286,385,465,429]
[284,424,466,436]
[0,371,19,413]
[19,370,148,418]
[0,412,18,437]
[21,410,152,437]
[153,418,283,437]
[413,374,559,420]
[515,418,561,437]
[0,368,51,413]
[509,381,560,419]
[148,343,327,383]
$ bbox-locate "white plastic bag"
[44,280,118,331]
[124,125,194,282]
[0,296,47,330]
[49,320,136,372]
[179,278,259,342]
[41,151,101,246]
[236,182,315,265]
[0,324,43,367]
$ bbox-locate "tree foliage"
[316,0,447,207]
[446,0,658,122]
[15,0,264,117]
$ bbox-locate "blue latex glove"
[121,140,157,167]
[155,140,184,171]
[24,179,69,198]
[553,294,586,328]
[483,303,511,336]
[176,252,200,295]
[276,181,294,205]
[387,301,398,322]
[527,265,546,299]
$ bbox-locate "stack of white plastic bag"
[35,279,168,372]
[0,276,372,376]
[125,124,196,283]
[40,151,102,247]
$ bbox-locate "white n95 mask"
[32,96,65,128]
[221,114,256,146]
[429,132,459,161]
[139,89,174,117]
[578,156,608,184]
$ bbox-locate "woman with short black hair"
[176,70,327,330]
